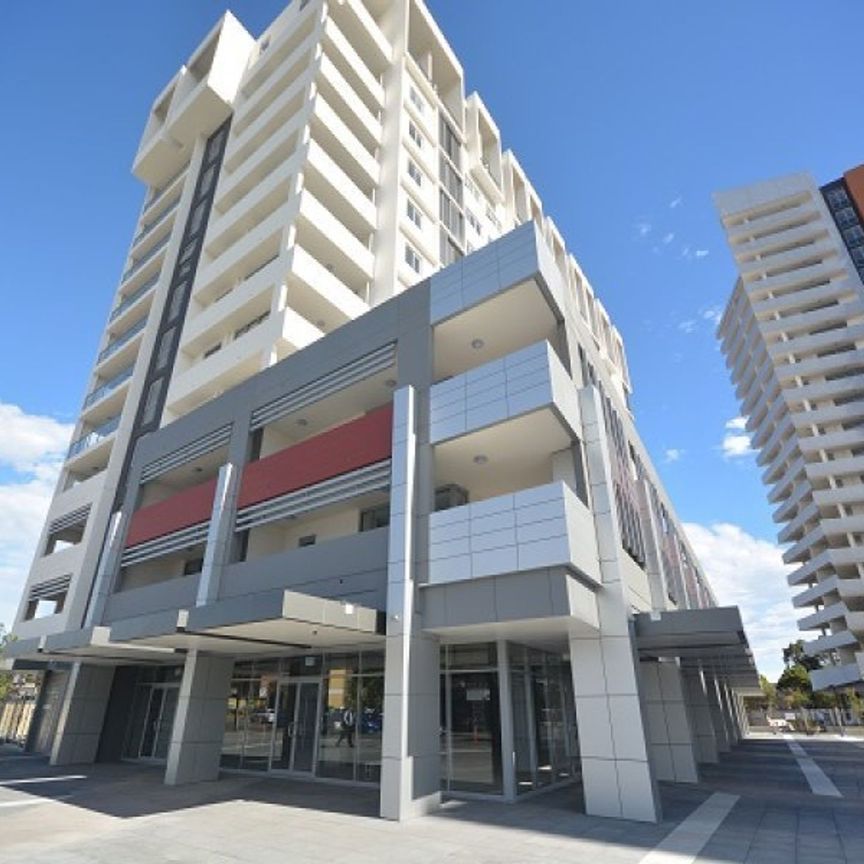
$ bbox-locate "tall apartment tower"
[8,0,757,825]
[716,167,864,692]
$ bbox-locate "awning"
[634,606,761,693]
[110,589,385,655]
[3,626,182,666]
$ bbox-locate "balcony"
[82,365,134,412]
[810,662,861,691]
[121,233,171,284]
[427,481,600,587]
[143,165,187,214]
[109,274,160,324]
[67,415,120,461]
[132,195,181,247]
[97,317,147,367]
[430,341,579,444]
[798,601,847,631]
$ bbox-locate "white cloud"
[721,415,754,458]
[684,522,799,681]
[677,319,697,334]
[635,221,652,238]
[694,248,710,259]
[662,232,675,245]
[669,196,683,209]
[701,305,723,327]
[0,403,73,629]
[664,448,684,463]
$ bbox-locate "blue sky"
[2,1,862,677]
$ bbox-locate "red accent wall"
[238,403,393,509]
[125,477,218,549]
[844,165,864,219]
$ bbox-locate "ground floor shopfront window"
[122,665,184,761]
[220,651,383,783]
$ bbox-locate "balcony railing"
[133,195,181,245]
[97,317,147,364]
[67,415,121,460]
[144,165,187,210]
[121,233,170,283]
[109,274,159,322]
[83,366,134,410]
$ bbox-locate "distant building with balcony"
[7,0,756,824]
[716,166,864,692]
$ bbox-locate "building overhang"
[634,606,761,693]
[110,589,385,656]
[2,626,182,667]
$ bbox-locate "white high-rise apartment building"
[17,0,634,639]
[716,167,864,691]
[7,0,758,824]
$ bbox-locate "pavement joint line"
[635,792,739,864]
[0,774,87,786]
[0,794,74,809]
[783,735,842,798]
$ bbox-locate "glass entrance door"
[139,684,179,760]
[271,679,320,773]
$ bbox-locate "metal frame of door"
[268,676,322,775]
[138,683,180,761]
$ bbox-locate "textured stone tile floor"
[1,736,862,863]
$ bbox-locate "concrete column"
[682,667,718,764]
[639,659,699,783]
[164,651,234,785]
[50,662,114,766]
[736,693,750,737]
[568,387,660,823]
[721,682,741,743]
[196,463,241,605]
[497,640,517,801]
[197,410,253,605]
[380,386,440,820]
[705,673,731,753]
[83,511,127,627]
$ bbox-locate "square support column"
[640,659,699,783]
[164,651,234,785]
[50,662,114,766]
[705,672,731,753]
[569,387,660,823]
[682,667,718,764]
[720,682,741,744]
[380,386,441,820]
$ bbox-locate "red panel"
[125,478,218,548]
[844,165,864,219]
[238,403,393,510]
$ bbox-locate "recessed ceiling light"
[384,378,397,388]
[297,418,308,427]
[193,466,203,473]
[471,338,485,350]
[316,320,326,329]
[473,454,488,465]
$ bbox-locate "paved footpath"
[0,735,862,863]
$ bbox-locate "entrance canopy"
[4,625,181,667]
[634,606,761,694]
[110,589,385,657]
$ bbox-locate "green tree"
[782,640,821,672]
[0,624,12,701]
[758,674,777,709]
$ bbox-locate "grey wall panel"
[102,575,200,623]
[220,529,389,608]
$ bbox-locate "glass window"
[404,244,421,274]
[408,122,423,149]
[443,670,502,793]
[408,160,423,186]
[360,503,390,531]
[406,199,422,229]
[409,87,424,114]
[844,225,864,246]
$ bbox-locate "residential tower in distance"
[716,166,864,691]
